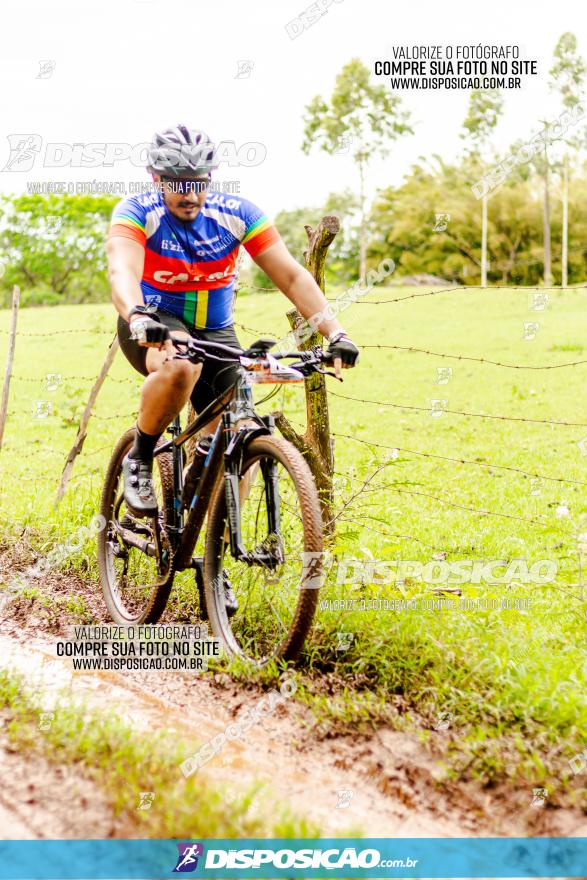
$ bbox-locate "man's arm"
[106,236,145,321]
[253,240,343,339]
[107,236,170,351]
[252,240,359,375]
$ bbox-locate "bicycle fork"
[223,415,283,568]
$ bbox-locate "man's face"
[154,173,210,221]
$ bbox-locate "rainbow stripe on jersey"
[108,191,280,329]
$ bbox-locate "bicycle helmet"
[146,125,218,177]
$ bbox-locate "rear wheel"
[204,435,323,664]
[98,428,175,624]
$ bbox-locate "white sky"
[0,0,585,216]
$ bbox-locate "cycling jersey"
[108,191,280,329]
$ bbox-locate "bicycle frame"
[153,365,276,572]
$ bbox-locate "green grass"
[2,287,587,798]
[0,667,320,838]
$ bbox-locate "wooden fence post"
[54,336,119,507]
[0,286,21,451]
[273,215,340,533]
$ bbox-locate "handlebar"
[169,332,244,362]
[167,332,336,377]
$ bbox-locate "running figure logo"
[173,843,204,873]
[2,134,42,171]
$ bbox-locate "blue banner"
[0,837,585,879]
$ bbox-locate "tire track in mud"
[1,624,586,841]
[1,548,586,842]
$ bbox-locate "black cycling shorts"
[117,310,242,414]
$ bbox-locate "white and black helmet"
[147,125,218,177]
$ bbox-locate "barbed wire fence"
[1,231,587,606]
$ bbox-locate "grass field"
[1,284,587,804]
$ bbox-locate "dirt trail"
[1,624,586,841]
[0,628,460,837]
[0,729,117,839]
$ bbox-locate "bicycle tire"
[204,434,323,664]
[98,427,176,624]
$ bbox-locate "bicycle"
[98,333,337,664]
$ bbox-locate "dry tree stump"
[272,215,340,534]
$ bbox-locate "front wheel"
[204,435,324,665]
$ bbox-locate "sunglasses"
[160,176,211,194]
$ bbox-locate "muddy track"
[1,550,587,840]
[0,729,118,839]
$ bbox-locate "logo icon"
[37,60,56,79]
[334,133,353,155]
[44,373,62,392]
[435,710,453,731]
[529,292,549,312]
[523,321,539,341]
[32,400,53,420]
[530,787,547,808]
[433,212,450,232]
[436,367,452,386]
[235,60,254,79]
[45,215,63,237]
[2,134,42,172]
[430,398,447,418]
[301,550,324,589]
[137,792,155,810]
[336,632,354,652]
[38,712,54,731]
[173,843,204,873]
[336,789,353,809]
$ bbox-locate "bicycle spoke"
[211,451,308,660]
[100,440,172,622]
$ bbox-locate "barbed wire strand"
[334,282,587,306]
[0,328,112,337]
[333,432,587,488]
[329,390,587,428]
[384,485,574,535]
[11,374,138,385]
[358,344,587,371]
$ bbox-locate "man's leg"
[125,333,202,516]
[137,338,202,435]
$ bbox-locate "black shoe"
[194,560,238,619]
[122,453,158,518]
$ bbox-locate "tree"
[301,58,412,284]
[0,193,116,306]
[461,90,504,287]
[369,156,556,286]
[549,32,586,288]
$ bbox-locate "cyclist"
[107,125,359,518]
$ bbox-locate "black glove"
[129,315,169,347]
[325,333,360,367]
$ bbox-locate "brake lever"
[316,366,343,381]
[292,360,342,381]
